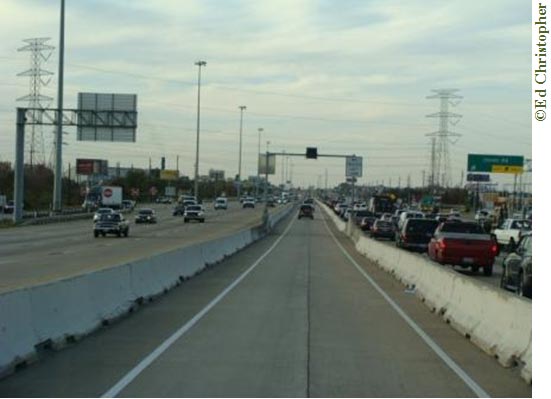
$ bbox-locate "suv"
[395,218,439,251]
[94,212,129,237]
[214,197,228,210]
[93,207,114,223]
[298,204,314,219]
[184,205,205,223]
[500,233,532,298]
[135,208,157,224]
[369,220,394,240]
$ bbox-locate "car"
[398,211,425,229]
[156,196,173,204]
[395,218,440,251]
[242,199,255,209]
[3,200,14,214]
[93,212,129,238]
[500,233,532,298]
[181,199,197,209]
[493,218,532,250]
[214,197,228,210]
[353,202,368,211]
[179,195,197,203]
[266,197,276,207]
[298,204,314,219]
[93,207,114,223]
[475,209,491,221]
[184,205,205,223]
[121,200,136,211]
[428,220,499,275]
[172,204,186,216]
[303,198,315,206]
[353,210,373,225]
[369,220,395,240]
[360,216,377,232]
[135,208,157,224]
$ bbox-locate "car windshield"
[100,214,121,222]
[187,206,201,211]
[216,199,226,203]
[512,220,531,230]
[300,205,312,211]
[97,209,112,214]
[375,221,392,228]
[406,219,439,233]
[440,222,484,234]
[139,209,153,215]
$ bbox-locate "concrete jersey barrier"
[0,204,295,379]
[319,201,532,384]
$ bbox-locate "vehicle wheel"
[101,232,106,237]
[94,231,99,238]
[184,219,188,223]
[483,265,493,276]
[470,265,480,274]
[200,219,205,223]
[124,229,129,237]
[117,231,121,237]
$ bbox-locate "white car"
[183,205,205,223]
[214,197,228,210]
[475,209,491,221]
[493,218,532,247]
[353,203,368,211]
[398,211,425,228]
[93,207,114,223]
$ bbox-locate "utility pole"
[53,0,65,212]
[193,60,207,199]
[426,89,462,189]
[255,128,263,199]
[237,105,246,200]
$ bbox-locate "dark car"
[500,233,532,298]
[354,210,373,225]
[94,212,129,238]
[135,208,157,224]
[395,218,439,251]
[360,216,377,232]
[298,204,314,219]
[173,204,186,216]
[369,220,395,240]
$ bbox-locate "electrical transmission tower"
[17,38,54,167]
[425,89,462,189]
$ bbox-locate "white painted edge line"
[321,211,490,399]
[102,210,297,398]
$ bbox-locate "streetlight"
[194,60,207,199]
[53,0,65,212]
[255,127,264,199]
[237,105,246,200]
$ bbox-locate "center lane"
[115,210,479,397]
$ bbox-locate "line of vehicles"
[325,197,532,299]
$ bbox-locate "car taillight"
[438,239,446,250]
[491,244,498,254]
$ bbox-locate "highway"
[0,206,530,397]
[0,202,281,294]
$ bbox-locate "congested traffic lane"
[0,205,530,397]
[0,201,288,293]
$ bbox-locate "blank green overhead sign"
[467,154,524,174]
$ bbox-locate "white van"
[214,197,228,210]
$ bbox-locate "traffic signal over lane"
[306,147,318,159]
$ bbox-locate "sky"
[0,0,532,190]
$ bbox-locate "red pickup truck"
[428,220,499,276]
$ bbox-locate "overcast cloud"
[0,0,531,188]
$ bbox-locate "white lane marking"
[102,211,297,398]
[321,213,490,398]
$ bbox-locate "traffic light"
[306,147,318,159]
[161,157,166,170]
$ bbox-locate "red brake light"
[491,244,498,254]
[438,239,446,250]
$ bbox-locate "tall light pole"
[194,60,206,199]
[255,127,263,199]
[237,105,246,200]
[53,0,65,212]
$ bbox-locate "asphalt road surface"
[0,202,284,293]
[0,207,530,397]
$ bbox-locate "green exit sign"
[467,154,524,174]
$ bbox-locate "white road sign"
[346,156,363,177]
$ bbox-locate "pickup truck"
[94,212,130,237]
[493,218,532,249]
[428,220,498,276]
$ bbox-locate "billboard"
[466,173,491,182]
[209,169,225,180]
[258,154,276,175]
[77,92,137,142]
[160,169,179,181]
[345,156,363,177]
[76,159,108,175]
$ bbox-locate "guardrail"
[0,202,295,379]
[319,200,532,384]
